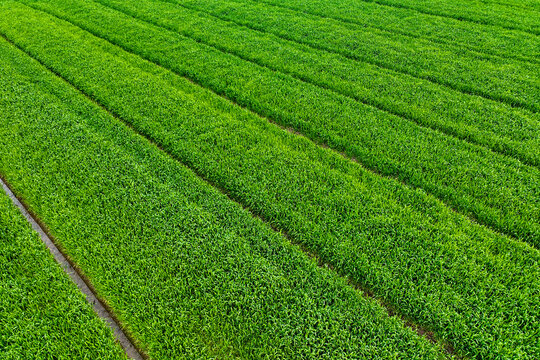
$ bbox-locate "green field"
[0,0,538,359]
[0,182,126,359]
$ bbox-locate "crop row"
[356,0,540,34]
[170,0,540,112]
[238,0,540,63]
[0,36,445,360]
[0,181,126,359]
[1,4,538,358]
[17,0,540,245]
[93,0,540,168]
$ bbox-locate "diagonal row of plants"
[435,0,540,10]
[169,0,540,112]
[17,0,540,245]
[2,4,539,358]
[0,35,448,360]
[238,0,540,63]
[93,0,540,168]
[0,182,127,360]
[353,0,540,34]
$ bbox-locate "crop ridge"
[95,0,540,169]
[237,0,539,65]
[162,0,539,113]
[0,174,147,360]
[352,0,540,35]
[1,33,462,358]
[16,0,537,246]
[295,236,461,358]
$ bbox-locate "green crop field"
[0,182,127,359]
[0,0,538,359]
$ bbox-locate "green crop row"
[357,0,540,34]
[1,4,538,358]
[16,0,540,245]
[170,0,540,112]
[0,183,126,359]
[0,36,446,360]
[461,0,540,10]
[239,0,540,63]
[92,0,540,168]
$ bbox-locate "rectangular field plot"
[0,0,538,359]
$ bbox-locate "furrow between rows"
[0,177,145,360]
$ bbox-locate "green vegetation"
[170,0,540,112]
[0,183,126,359]
[357,0,540,34]
[93,0,540,167]
[0,3,538,358]
[13,0,540,245]
[0,36,445,360]
[238,0,540,63]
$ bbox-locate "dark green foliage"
[0,186,126,359]
[13,0,540,245]
[0,4,538,359]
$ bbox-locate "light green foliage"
[95,0,540,167]
[171,0,540,112]
[0,36,445,359]
[0,3,538,359]
[12,0,540,244]
[239,0,540,62]
[356,0,540,34]
[0,186,126,359]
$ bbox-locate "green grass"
[11,0,540,246]
[0,35,446,360]
[0,184,127,359]
[357,0,540,34]
[93,0,540,167]
[169,0,540,112]
[237,0,540,63]
[0,3,539,358]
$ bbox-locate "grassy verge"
[0,183,127,359]
[1,4,539,358]
[13,0,540,245]
[0,36,445,360]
